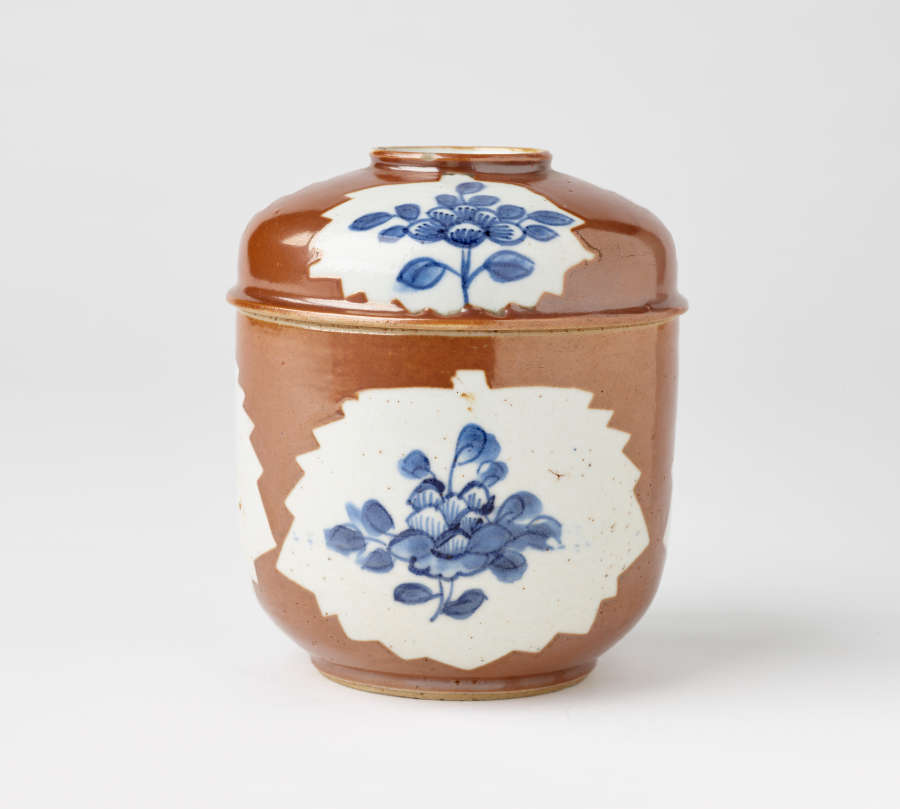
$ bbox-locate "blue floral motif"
[324,424,563,622]
[348,182,575,307]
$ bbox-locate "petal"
[434,530,469,558]
[389,529,434,559]
[446,223,486,247]
[436,194,460,207]
[408,552,443,578]
[406,218,446,243]
[460,481,490,510]
[439,495,470,526]
[408,479,444,510]
[407,506,449,539]
[458,512,485,536]
[487,222,525,245]
[427,206,457,227]
[466,522,513,554]
[409,552,468,580]
[453,204,478,223]
[472,209,498,229]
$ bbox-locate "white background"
[2,1,898,807]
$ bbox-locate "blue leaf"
[394,582,436,604]
[528,210,574,226]
[478,461,508,487]
[399,449,431,478]
[397,257,451,289]
[524,224,558,241]
[467,195,499,207]
[378,225,407,242]
[477,433,501,463]
[456,181,484,195]
[483,250,535,282]
[349,212,393,230]
[508,531,551,551]
[454,424,487,465]
[442,588,487,619]
[361,499,394,535]
[507,516,562,551]
[345,502,362,524]
[489,550,527,583]
[361,548,394,572]
[389,530,434,560]
[496,492,542,524]
[497,205,526,221]
[395,204,420,221]
[466,523,512,554]
[436,194,460,207]
[527,515,562,540]
[325,524,366,554]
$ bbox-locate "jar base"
[311,658,595,700]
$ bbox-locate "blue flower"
[388,480,509,581]
[346,181,575,307]
[406,205,526,248]
[324,423,562,621]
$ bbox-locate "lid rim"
[227,293,687,334]
[371,146,552,171]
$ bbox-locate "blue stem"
[460,247,472,305]
[448,452,460,494]
[430,580,445,622]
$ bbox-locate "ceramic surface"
[229,147,685,698]
[310,176,593,313]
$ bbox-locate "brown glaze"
[231,147,685,696]
[238,313,678,693]
[228,147,685,326]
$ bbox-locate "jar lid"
[228,147,686,331]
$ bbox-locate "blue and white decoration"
[324,423,563,623]
[277,371,649,669]
[308,176,594,314]
[348,181,575,307]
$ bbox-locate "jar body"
[236,311,678,697]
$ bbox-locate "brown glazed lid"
[228,147,686,331]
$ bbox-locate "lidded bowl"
[229,146,686,699]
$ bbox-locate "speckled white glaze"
[309,174,593,314]
[273,370,649,669]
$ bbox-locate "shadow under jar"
[228,146,687,699]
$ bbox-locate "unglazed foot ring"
[311,658,595,700]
